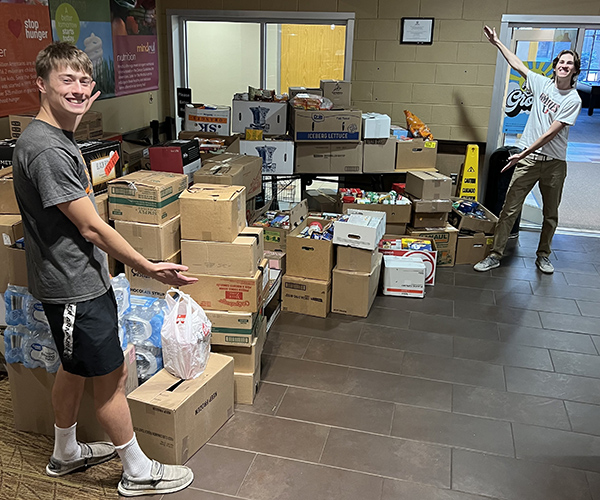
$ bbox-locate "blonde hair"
[36,42,93,80]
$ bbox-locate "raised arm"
[484,25,529,79]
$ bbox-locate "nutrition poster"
[0,1,52,116]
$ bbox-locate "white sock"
[115,434,153,479]
[53,423,81,462]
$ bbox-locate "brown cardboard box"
[405,171,453,200]
[253,199,308,252]
[8,113,35,139]
[295,143,363,174]
[6,344,137,442]
[336,245,379,273]
[385,223,407,236]
[320,80,352,109]
[181,227,263,277]
[408,196,453,213]
[115,216,180,261]
[195,153,262,200]
[449,198,498,234]
[455,232,492,265]
[206,310,258,346]
[94,192,109,222]
[407,223,459,267]
[108,171,187,224]
[212,315,266,374]
[305,188,339,213]
[286,217,334,281]
[436,153,463,197]
[0,215,23,292]
[291,109,362,143]
[363,138,397,173]
[177,131,241,163]
[180,184,246,242]
[282,275,331,318]
[121,141,149,173]
[342,200,411,224]
[128,353,234,465]
[0,168,19,214]
[125,251,180,299]
[395,139,438,171]
[411,212,449,229]
[234,368,260,405]
[9,111,102,140]
[331,253,382,317]
[7,245,27,287]
[264,250,286,275]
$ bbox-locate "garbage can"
[484,145,522,238]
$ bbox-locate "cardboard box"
[405,171,453,200]
[195,153,262,200]
[121,141,149,173]
[234,368,260,405]
[342,199,411,224]
[0,139,16,169]
[0,168,19,214]
[184,104,231,135]
[7,344,137,442]
[212,316,266,374]
[333,209,386,251]
[8,113,35,139]
[180,184,246,242]
[385,223,407,236]
[94,192,109,222]
[455,232,493,265]
[395,139,438,171]
[207,310,258,346]
[378,237,438,285]
[336,245,379,273]
[411,212,449,229]
[0,214,23,247]
[231,100,288,135]
[362,113,391,139]
[305,189,339,213]
[282,275,331,318]
[449,198,499,234]
[128,353,234,465]
[363,138,397,173]
[149,140,201,185]
[7,245,27,287]
[407,223,459,267]
[78,140,122,194]
[181,227,263,277]
[239,139,294,175]
[108,171,187,225]
[253,199,308,252]
[9,111,102,140]
[408,196,453,213]
[331,252,382,317]
[125,251,180,298]
[115,216,180,261]
[291,109,362,142]
[295,143,362,174]
[286,217,334,281]
[289,87,323,98]
[382,255,425,298]
[177,131,241,164]
[320,80,351,109]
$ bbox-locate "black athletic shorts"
[43,288,124,377]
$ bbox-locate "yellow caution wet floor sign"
[458,144,479,201]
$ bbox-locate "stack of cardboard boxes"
[0,168,26,292]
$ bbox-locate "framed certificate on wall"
[400,18,434,45]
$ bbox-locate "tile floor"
[150,230,600,500]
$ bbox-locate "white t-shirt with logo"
[517,71,582,161]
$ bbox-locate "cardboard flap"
[288,199,309,228]
[186,184,245,200]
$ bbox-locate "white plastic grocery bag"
[161,289,212,379]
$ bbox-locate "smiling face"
[37,66,94,119]
[552,50,581,87]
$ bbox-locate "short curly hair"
[36,42,93,81]
[552,50,581,87]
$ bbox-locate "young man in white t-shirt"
[475,26,582,274]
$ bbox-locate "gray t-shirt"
[12,119,110,304]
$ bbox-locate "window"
[580,29,600,82]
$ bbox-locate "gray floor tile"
[164,488,240,500]
[453,337,553,370]
[235,382,288,416]
[320,427,451,487]
[452,449,591,500]
[359,323,453,357]
[564,272,600,289]
[513,422,600,472]
[372,296,454,316]
[342,367,453,411]
[262,331,311,359]
[453,385,571,430]
[361,305,411,329]
[578,300,600,318]
[540,311,600,335]
[553,249,600,264]
[401,352,506,390]
[409,312,500,341]
[271,312,363,342]
[566,401,600,436]
[506,366,600,404]
[261,355,349,392]
[421,283,496,305]
[551,350,600,378]
[390,405,514,456]
[524,258,599,275]
[454,301,542,328]
[588,471,600,500]
[435,268,455,286]
[381,479,497,500]
[238,454,384,500]
[454,273,533,293]
[490,264,568,284]
[276,386,395,435]
[209,411,329,462]
[184,444,255,496]
[498,324,597,354]
[531,282,600,302]
[303,337,405,374]
[593,337,600,355]
[494,291,580,314]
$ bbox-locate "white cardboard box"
[362,113,391,139]
[184,105,231,135]
[378,238,437,285]
[239,140,294,175]
[333,209,386,251]
[231,100,287,135]
[382,255,425,298]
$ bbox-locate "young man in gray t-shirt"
[12,42,197,497]
[475,26,582,274]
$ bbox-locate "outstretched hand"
[483,25,499,46]
[501,153,521,173]
[148,262,198,286]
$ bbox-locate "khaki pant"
[491,157,567,259]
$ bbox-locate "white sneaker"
[535,256,554,274]
[118,460,194,497]
[474,255,500,272]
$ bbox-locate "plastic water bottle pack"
[4,324,60,373]
[4,285,48,328]
[111,273,132,318]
